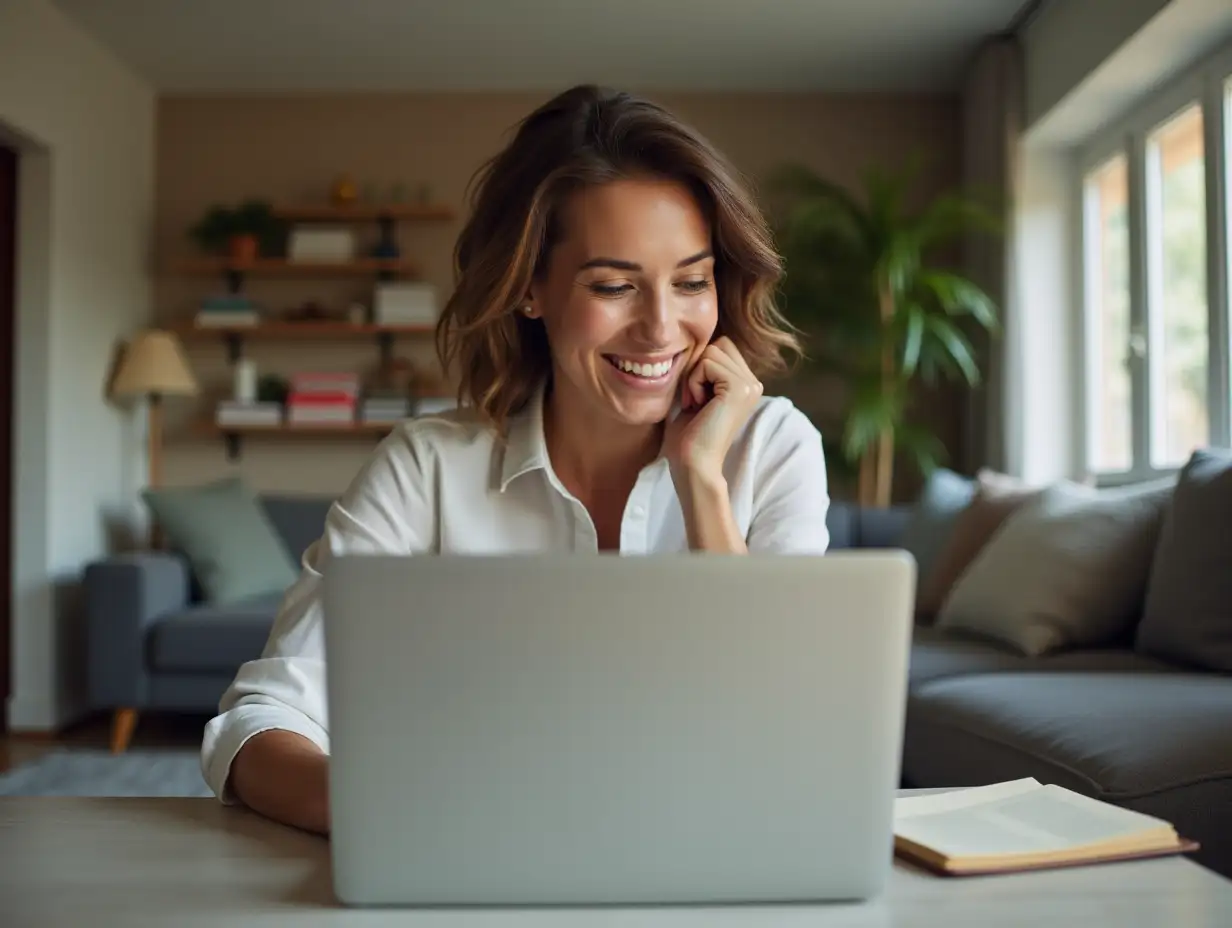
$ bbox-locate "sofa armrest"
[84,551,192,708]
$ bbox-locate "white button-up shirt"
[200,386,831,801]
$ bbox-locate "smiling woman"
[201,84,833,836]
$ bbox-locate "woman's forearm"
[229,730,330,835]
[678,469,748,554]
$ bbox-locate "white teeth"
[615,358,672,378]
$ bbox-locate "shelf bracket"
[377,331,395,366]
[223,431,241,462]
[224,333,244,364]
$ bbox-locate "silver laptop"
[323,551,915,906]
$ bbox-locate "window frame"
[1075,42,1232,486]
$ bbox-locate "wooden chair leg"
[110,708,138,754]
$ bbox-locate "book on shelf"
[215,400,282,427]
[194,295,260,328]
[893,778,1197,877]
[361,396,412,424]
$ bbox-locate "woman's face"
[528,178,718,428]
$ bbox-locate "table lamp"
[110,329,199,488]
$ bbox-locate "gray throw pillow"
[142,477,300,606]
[1136,449,1232,672]
[936,477,1175,656]
[897,468,975,597]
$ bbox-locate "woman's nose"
[635,286,675,346]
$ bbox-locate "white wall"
[0,0,154,730]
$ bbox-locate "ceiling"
[52,0,1035,93]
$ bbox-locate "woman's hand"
[663,337,762,553]
[662,336,764,482]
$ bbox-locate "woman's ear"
[521,286,541,319]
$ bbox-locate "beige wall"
[0,0,155,729]
[155,91,961,499]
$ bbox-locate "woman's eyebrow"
[577,249,713,272]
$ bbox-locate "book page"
[894,783,1175,860]
[895,779,1041,820]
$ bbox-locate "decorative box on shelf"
[374,282,438,326]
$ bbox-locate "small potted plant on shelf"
[189,199,285,263]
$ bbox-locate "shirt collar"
[499,380,551,492]
[498,379,681,492]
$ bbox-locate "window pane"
[1146,103,1208,468]
[1084,155,1132,473]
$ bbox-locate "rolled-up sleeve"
[201,426,432,802]
[746,402,831,554]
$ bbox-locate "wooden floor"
[0,712,211,774]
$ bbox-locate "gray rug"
[0,749,212,797]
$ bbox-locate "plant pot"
[228,234,259,264]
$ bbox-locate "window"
[1083,155,1132,473]
[1078,46,1232,482]
[1145,103,1208,467]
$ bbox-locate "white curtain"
[960,37,1025,477]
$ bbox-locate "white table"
[2,797,1231,927]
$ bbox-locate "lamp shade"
[111,329,199,398]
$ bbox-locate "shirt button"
[631,505,646,518]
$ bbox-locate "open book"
[893,778,1198,876]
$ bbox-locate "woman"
[201,84,831,835]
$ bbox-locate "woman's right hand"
[229,730,330,836]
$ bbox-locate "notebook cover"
[896,838,1201,878]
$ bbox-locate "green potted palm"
[769,161,1001,507]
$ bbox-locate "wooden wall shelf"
[177,258,420,278]
[199,421,396,461]
[274,204,455,222]
[177,321,435,339]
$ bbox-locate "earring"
[522,305,534,316]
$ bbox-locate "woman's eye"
[590,283,633,297]
[677,279,712,294]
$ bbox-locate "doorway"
[0,145,15,731]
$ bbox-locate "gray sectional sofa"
[84,484,1232,878]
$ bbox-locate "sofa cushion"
[909,625,1026,688]
[825,503,856,550]
[936,478,1174,656]
[916,470,1039,619]
[902,671,1232,876]
[897,468,975,602]
[909,625,1178,689]
[143,478,299,606]
[260,495,332,563]
[1137,448,1232,673]
[148,594,282,673]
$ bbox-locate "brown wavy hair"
[436,84,801,431]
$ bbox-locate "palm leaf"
[916,270,999,330]
[924,315,981,385]
[913,192,1002,249]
